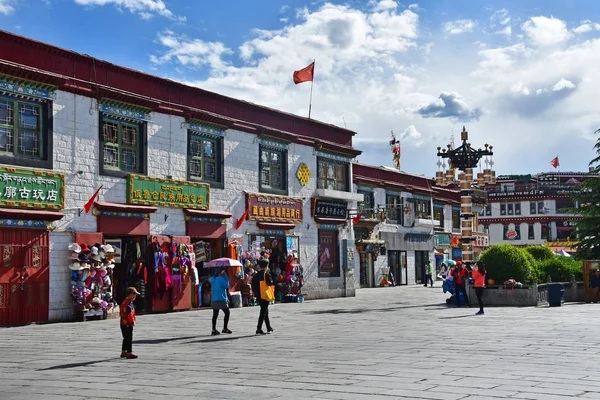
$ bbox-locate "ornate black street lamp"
[435,127,494,266]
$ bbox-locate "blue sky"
[1,0,600,177]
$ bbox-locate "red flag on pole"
[83,185,103,213]
[352,213,363,225]
[551,156,560,169]
[235,209,249,230]
[293,62,315,84]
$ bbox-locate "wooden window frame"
[317,158,349,192]
[259,145,288,195]
[0,94,52,169]
[99,114,147,179]
[187,132,224,189]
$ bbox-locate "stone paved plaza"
[1,286,600,400]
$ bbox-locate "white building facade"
[0,32,362,325]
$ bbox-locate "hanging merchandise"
[67,242,116,319]
[152,239,171,299]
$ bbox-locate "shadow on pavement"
[135,335,198,345]
[438,314,477,319]
[306,304,443,315]
[185,334,257,344]
[38,358,116,370]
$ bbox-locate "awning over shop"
[183,209,232,219]
[94,201,157,214]
[380,231,434,251]
[94,201,157,236]
[184,209,231,239]
[257,222,296,231]
[0,208,64,221]
[315,217,347,225]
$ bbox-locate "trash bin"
[548,284,565,307]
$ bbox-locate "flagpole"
[308,59,315,119]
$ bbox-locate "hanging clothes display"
[152,239,171,300]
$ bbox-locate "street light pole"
[436,126,494,267]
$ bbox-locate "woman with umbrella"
[206,257,242,335]
[210,268,231,335]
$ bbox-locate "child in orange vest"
[120,287,140,359]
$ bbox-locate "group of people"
[118,258,277,359]
[440,260,487,316]
[209,258,274,336]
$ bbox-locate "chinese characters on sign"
[127,174,209,209]
[246,193,303,223]
[0,167,65,210]
[313,198,347,219]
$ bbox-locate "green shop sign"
[127,174,209,210]
[0,167,65,210]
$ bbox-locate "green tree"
[479,244,537,283]
[537,257,583,282]
[568,128,600,259]
[524,245,555,262]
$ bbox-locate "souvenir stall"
[246,233,303,303]
[149,235,193,312]
[244,192,305,303]
[67,242,117,321]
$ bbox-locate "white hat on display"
[68,243,82,253]
[102,244,115,254]
[69,262,84,271]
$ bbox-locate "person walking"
[120,287,140,359]
[472,261,487,315]
[424,260,434,287]
[252,258,274,335]
[439,263,449,280]
[210,268,232,335]
[451,261,470,307]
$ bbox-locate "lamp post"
[436,126,494,266]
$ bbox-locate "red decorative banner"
[246,193,303,223]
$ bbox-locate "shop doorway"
[360,252,375,288]
[106,235,148,312]
[415,250,429,284]
[0,228,49,326]
[388,250,407,285]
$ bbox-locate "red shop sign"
[246,192,303,223]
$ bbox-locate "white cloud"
[521,16,571,47]
[573,23,593,34]
[400,124,426,147]
[150,30,233,70]
[552,78,576,91]
[73,0,184,21]
[370,0,398,12]
[510,81,530,96]
[408,4,419,11]
[491,9,511,26]
[444,19,476,34]
[418,92,482,121]
[147,3,600,176]
[0,0,16,15]
[496,25,512,38]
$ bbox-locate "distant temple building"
[478,170,597,253]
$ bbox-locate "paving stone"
[2,287,600,399]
